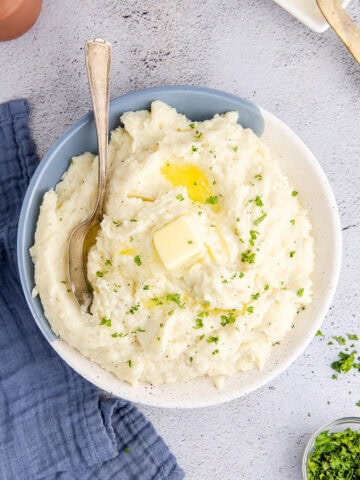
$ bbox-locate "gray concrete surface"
[1,1,359,479]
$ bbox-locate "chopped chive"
[207,336,219,344]
[100,316,112,327]
[205,196,219,205]
[253,213,267,226]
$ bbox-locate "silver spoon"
[67,38,112,310]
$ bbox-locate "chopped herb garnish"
[253,213,267,226]
[220,312,236,327]
[255,195,263,207]
[166,293,185,308]
[297,288,304,297]
[100,316,112,327]
[249,229,259,246]
[254,173,262,181]
[247,306,254,314]
[290,219,295,225]
[189,356,193,363]
[316,330,324,337]
[212,349,219,355]
[264,284,270,291]
[251,293,260,300]
[193,318,204,329]
[331,351,356,373]
[306,428,360,480]
[127,360,132,368]
[105,259,112,266]
[112,332,128,338]
[239,272,245,279]
[189,122,195,129]
[168,309,174,316]
[143,285,150,290]
[151,297,163,305]
[192,145,198,152]
[205,195,219,205]
[113,220,122,227]
[241,249,256,264]
[347,333,359,341]
[96,270,108,277]
[126,303,140,315]
[207,336,219,344]
[289,251,296,258]
[194,130,203,139]
[132,328,145,333]
[123,447,130,453]
[129,236,134,242]
[233,146,238,152]
[176,194,185,201]
[292,190,298,197]
[134,255,142,266]
[333,335,346,345]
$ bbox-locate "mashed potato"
[31,101,314,388]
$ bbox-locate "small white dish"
[273,0,351,33]
[302,417,360,479]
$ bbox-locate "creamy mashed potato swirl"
[31,101,314,388]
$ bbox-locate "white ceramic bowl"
[17,86,341,408]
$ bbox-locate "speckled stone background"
[1,1,360,479]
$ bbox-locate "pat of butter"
[153,215,204,270]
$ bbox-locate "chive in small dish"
[302,417,360,480]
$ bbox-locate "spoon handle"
[316,0,360,65]
[85,38,112,219]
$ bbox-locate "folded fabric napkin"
[0,99,184,480]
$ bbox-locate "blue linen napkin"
[0,99,185,480]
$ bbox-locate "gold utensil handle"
[85,38,112,218]
[316,0,360,64]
